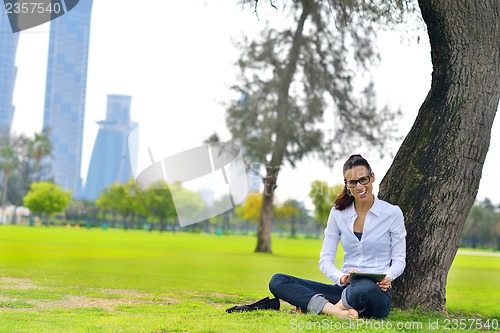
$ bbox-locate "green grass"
[0,225,498,332]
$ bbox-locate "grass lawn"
[0,225,498,332]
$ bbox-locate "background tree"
[235,193,262,224]
[65,199,86,223]
[218,202,235,232]
[479,197,495,212]
[81,200,100,225]
[2,134,29,207]
[115,182,133,230]
[309,180,330,225]
[126,180,149,229]
[274,199,301,237]
[309,181,343,233]
[0,132,53,207]
[378,0,500,311]
[28,131,52,181]
[112,180,147,230]
[64,199,100,225]
[0,145,19,222]
[23,182,71,226]
[143,181,177,232]
[494,211,500,251]
[96,183,123,227]
[229,0,402,253]
[96,181,150,230]
[462,205,493,249]
[462,199,499,249]
[168,184,204,227]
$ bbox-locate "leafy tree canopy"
[23,181,71,216]
[236,193,263,223]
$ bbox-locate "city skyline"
[0,8,19,136]
[6,0,500,208]
[84,94,138,200]
[42,0,93,196]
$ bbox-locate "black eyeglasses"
[344,175,371,188]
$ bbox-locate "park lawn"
[0,225,498,333]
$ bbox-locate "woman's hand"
[340,269,358,284]
[377,276,392,292]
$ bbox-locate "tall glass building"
[0,10,19,137]
[43,0,93,196]
[84,95,139,200]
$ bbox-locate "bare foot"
[321,302,358,319]
[335,299,348,310]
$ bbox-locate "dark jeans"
[269,273,391,318]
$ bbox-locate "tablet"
[347,272,386,283]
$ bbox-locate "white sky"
[10,0,500,209]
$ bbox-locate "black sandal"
[225,297,280,313]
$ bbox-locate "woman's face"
[344,165,374,202]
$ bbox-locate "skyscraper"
[0,10,19,137]
[43,0,93,196]
[85,95,139,200]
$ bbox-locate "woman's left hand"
[377,276,392,292]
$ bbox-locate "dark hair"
[334,154,372,211]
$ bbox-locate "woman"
[269,154,406,319]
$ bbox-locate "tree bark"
[379,0,499,311]
[255,0,315,253]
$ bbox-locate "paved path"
[457,250,500,257]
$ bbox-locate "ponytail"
[334,185,354,211]
[334,154,372,211]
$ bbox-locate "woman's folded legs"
[268,273,358,319]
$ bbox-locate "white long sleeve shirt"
[319,196,406,285]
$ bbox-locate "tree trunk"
[256,166,278,252]
[290,216,297,238]
[472,234,478,249]
[159,218,164,233]
[379,0,499,311]
[255,0,315,253]
[1,174,8,224]
[222,210,230,231]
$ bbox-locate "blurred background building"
[43,0,94,196]
[84,95,138,200]
[0,10,19,137]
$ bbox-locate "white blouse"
[319,196,407,285]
